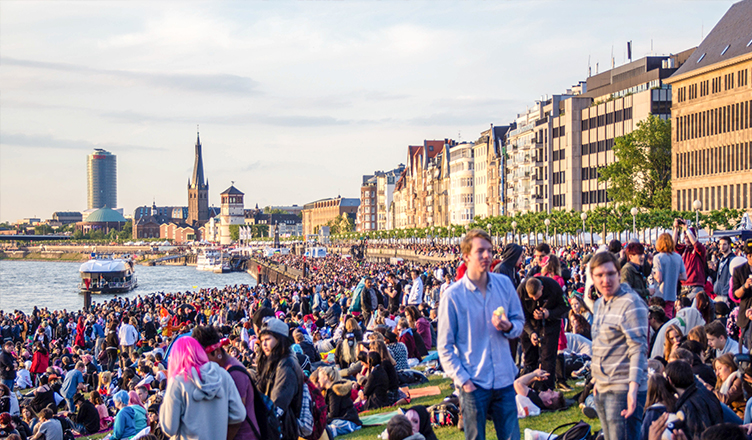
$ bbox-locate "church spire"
[190,128,207,190]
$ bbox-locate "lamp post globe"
[693,200,702,227]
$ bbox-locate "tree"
[599,114,672,209]
[229,225,240,241]
[34,224,53,235]
[326,214,354,235]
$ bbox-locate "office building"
[87,149,117,210]
[666,0,752,212]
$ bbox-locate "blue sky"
[0,0,733,222]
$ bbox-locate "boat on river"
[196,249,231,273]
[79,256,138,294]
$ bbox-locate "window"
[697,53,706,63]
[721,44,730,56]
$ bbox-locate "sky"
[0,0,735,223]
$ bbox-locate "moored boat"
[79,256,138,294]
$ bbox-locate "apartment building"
[449,142,475,225]
[665,0,752,212]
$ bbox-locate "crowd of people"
[0,217,750,440]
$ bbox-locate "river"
[0,260,256,313]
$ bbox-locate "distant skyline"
[0,0,734,222]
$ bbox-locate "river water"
[0,260,256,313]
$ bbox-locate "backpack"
[548,420,595,440]
[428,402,460,427]
[227,365,282,440]
[297,379,328,440]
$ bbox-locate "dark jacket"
[324,302,342,327]
[363,288,378,313]
[493,244,523,288]
[363,364,389,411]
[674,381,724,440]
[398,330,421,361]
[714,252,734,296]
[71,400,101,434]
[383,359,399,391]
[519,276,569,337]
[299,340,321,363]
[261,354,305,440]
[325,381,361,426]
[621,262,650,299]
[732,262,752,329]
[0,350,16,380]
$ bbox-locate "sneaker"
[575,380,586,387]
[582,405,598,419]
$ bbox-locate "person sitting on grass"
[28,408,63,440]
[60,392,100,436]
[387,414,424,440]
[513,368,565,412]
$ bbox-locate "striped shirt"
[591,284,648,393]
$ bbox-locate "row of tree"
[332,207,746,241]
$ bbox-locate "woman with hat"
[256,318,305,440]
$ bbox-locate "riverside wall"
[247,258,302,283]
[328,247,455,265]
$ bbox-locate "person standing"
[61,362,86,414]
[714,237,734,302]
[438,229,525,440]
[672,219,706,301]
[519,277,568,391]
[732,239,752,351]
[590,252,648,440]
[385,273,404,315]
[118,317,139,362]
[407,270,424,306]
[0,341,16,392]
[653,233,686,319]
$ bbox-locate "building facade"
[87,149,117,210]
[301,196,360,236]
[448,142,474,225]
[357,175,377,232]
[666,0,752,212]
[187,132,209,226]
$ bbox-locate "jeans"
[721,402,743,424]
[744,398,752,424]
[2,378,14,392]
[594,390,646,440]
[328,419,360,437]
[459,384,519,440]
[72,422,91,435]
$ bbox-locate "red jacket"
[30,350,49,374]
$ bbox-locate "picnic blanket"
[401,385,442,399]
[359,410,403,426]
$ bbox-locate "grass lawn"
[340,376,600,440]
[35,376,598,440]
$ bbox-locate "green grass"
[26,376,597,440]
[340,376,600,440]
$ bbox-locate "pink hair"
[167,336,208,382]
[128,390,144,408]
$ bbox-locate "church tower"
[187,130,209,226]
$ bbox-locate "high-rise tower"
[187,130,209,226]
[87,149,117,210]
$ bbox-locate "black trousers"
[520,324,560,390]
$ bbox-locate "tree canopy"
[599,114,672,209]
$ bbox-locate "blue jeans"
[594,390,646,440]
[459,384,519,440]
[328,419,360,437]
[2,379,14,392]
[721,401,743,424]
[744,398,752,424]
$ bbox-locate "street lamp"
[630,207,638,237]
[544,218,550,242]
[693,199,702,227]
[511,221,518,243]
[581,212,588,246]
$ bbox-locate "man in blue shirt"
[438,229,525,440]
[61,361,86,413]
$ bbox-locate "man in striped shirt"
[590,252,648,440]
